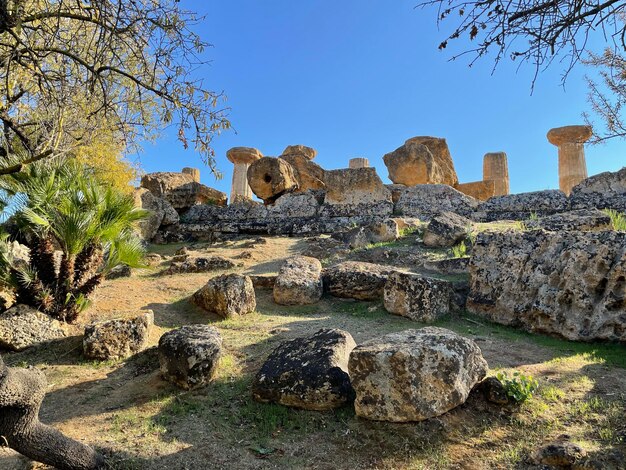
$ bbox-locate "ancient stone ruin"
[547,125,592,196]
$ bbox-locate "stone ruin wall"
[136,128,625,242]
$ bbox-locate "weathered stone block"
[383,273,453,322]
[273,256,323,306]
[192,274,256,318]
[83,311,153,360]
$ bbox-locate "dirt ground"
[1,234,625,469]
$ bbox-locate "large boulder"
[247,157,299,204]
[467,230,626,342]
[395,184,479,220]
[252,329,356,410]
[192,274,256,318]
[570,167,626,212]
[0,305,66,351]
[320,168,393,217]
[474,190,569,222]
[273,256,323,305]
[83,311,153,360]
[281,145,317,161]
[134,188,179,240]
[268,190,321,218]
[158,325,222,390]
[140,172,227,210]
[325,261,397,300]
[383,273,454,322]
[279,154,326,193]
[422,211,472,248]
[349,328,488,422]
[383,138,458,186]
[525,209,612,232]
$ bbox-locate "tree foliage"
[0,160,147,322]
[0,0,230,176]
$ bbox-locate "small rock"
[250,274,277,289]
[165,256,237,275]
[383,272,453,322]
[252,329,356,410]
[422,211,472,248]
[192,274,256,318]
[83,311,154,360]
[533,439,587,467]
[349,327,488,422]
[475,377,509,405]
[144,253,163,266]
[0,305,66,351]
[158,325,223,390]
[175,246,189,256]
[273,256,323,306]
[105,264,132,280]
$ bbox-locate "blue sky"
[138,0,625,196]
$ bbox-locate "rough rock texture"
[192,274,256,318]
[325,261,397,300]
[383,273,454,322]
[247,157,299,204]
[140,172,227,210]
[332,219,399,249]
[525,209,612,232]
[251,329,356,410]
[423,258,470,276]
[349,327,488,422]
[273,256,323,305]
[83,311,153,360]
[570,167,626,212]
[134,188,179,240]
[404,136,459,186]
[454,180,496,201]
[533,440,587,467]
[0,305,66,351]
[474,190,569,222]
[158,325,222,390]
[383,142,454,186]
[279,154,326,192]
[422,211,472,248]
[468,230,626,342]
[321,168,393,217]
[0,355,105,469]
[165,256,237,275]
[281,145,317,160]
[395,185,479,220]
[105,264,132,280]
[226,147,264,164]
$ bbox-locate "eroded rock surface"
[383,272,454,322]
[140,172,227,210]
[165,256,237,275]
[273,256,323,305]
[332,219,399,249]
[134,188,179,240]
[325,261,398,300]
[192,274,256,318]
[570,166,626,212]
[384,141,453,186]
[252,329,356,410]
[321,168,393,217]
[525,209,611,232]
[247,157,299,204]
[475,190,569,222]
[422,211,471,248]
[349,327,488,422]
[0,305,66,351]
[158,325,222,390]
[395,185,479,220]
[83,311,153,360]
[468,230,626,342]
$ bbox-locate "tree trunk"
[0,355,105,469]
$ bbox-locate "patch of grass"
[604,208,626,231]
[450,241,468,258]
[496,371,539,403]
[399,226,421,237]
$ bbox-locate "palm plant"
[0,160,147,322]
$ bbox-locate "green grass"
[604,209,626,231]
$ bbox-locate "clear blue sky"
[138,0,625,195]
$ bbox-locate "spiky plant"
[0,160,147,322]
